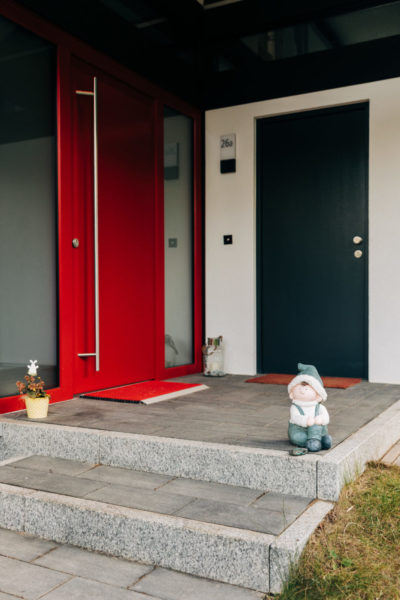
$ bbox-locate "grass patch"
[275,462,400,600]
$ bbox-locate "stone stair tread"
[0,455,313,536]
[174,497,296,535]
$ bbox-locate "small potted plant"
[16,360,50,419]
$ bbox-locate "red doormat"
[80,381,208,405]
[245,373,362,389]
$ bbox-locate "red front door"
[71,59,156,393]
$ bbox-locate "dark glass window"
[0,15,58,397]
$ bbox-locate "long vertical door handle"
[76,77,100,371]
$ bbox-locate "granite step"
[3,398,400,502]
[0,419,319,497]
[0,455,319,593]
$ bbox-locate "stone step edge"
[269,499,334,594]
[317,398,400,500]
[0,481,273,593]
[0,419,318,498]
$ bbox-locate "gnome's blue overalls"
[288,363,332,453]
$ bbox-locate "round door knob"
[353,236,363,245]
[354,250,363,259]
[72,238,80,248]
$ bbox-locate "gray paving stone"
[0,555,70,599]
[34,545,154,587]
[158,478,264,505]
[0,528,58,562]
[157,428,235,443]
[132,567,265,599]
[78,465,173,489]
[5,375,400,451]
[0,465,49,488]
[89,421,164,436]
[175,498,292,535]
[0,592,25,599]
[40,577,159,600]
[0,466,105,498]
[85,483,195,514]
[252,492,312,515]
[11,456,95,476]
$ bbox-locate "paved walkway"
[0,528,266,599]
[6,375,400,452]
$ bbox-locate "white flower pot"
[24,395,50,419]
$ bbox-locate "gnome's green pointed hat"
[288,363,327,401]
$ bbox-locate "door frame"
[256,102,369,377]
[0,0,203,413]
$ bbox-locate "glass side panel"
[0,15,58,397]
[164,107,194,368]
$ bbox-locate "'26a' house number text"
[220,134,236,160]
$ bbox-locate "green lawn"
[275,462,400,600]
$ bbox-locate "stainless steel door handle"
[76,77,100,371]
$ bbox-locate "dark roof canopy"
[15,0,400,108]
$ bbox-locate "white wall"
[206,78,400,383]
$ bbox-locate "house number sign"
[220,133,236,173]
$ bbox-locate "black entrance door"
[257,103,368,378]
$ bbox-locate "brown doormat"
[245,373,362,389]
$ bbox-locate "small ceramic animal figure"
[27,360,39,376]
[288,363,332,452]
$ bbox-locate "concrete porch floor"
[5,374,400,451]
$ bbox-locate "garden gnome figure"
[288,363,332,452]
